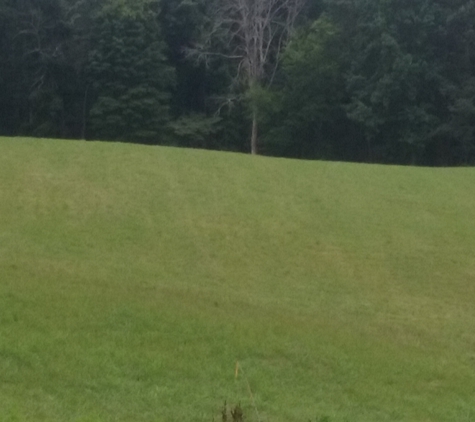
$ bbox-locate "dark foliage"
[1,0,475,165]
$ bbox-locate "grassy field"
[0,137,474,422]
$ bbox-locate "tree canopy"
[1,0,475,165]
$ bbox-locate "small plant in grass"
[221,401,244,422]
[222,362,332,422]
[219,401,332,422]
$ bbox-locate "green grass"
[1,137,475,422]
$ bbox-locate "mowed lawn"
[0,137,474,422]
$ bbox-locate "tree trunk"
[82,84,89,140]
[251,111,258,155]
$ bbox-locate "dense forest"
[1,0,474,165]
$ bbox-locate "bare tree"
[188,0,306,154]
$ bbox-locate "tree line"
[1,0,474,165]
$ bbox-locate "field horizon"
[1,137,474,421]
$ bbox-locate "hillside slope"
[1,137,474,421]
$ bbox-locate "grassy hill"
[1,137,474,422]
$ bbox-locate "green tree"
[0,0,99,139]
[327,0,446,164]
[160,0,242,151]
[427,0,475,164]
[262,17,358,159]
[87,0,175,143]
[0,0,68,137]
[189,0,308,154]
